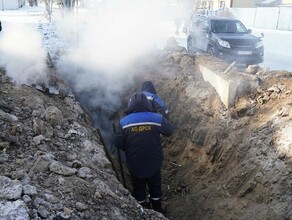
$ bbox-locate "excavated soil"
[141,50,292,220]
[1,43,292,220]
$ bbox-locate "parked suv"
[187,15,264,65]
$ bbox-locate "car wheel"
[187,37,196,55]
[207,46,218,56]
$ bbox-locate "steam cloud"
[54,0,168,136]
[56,0,166,78]
[0,22,48,85]
[0,0,170,142]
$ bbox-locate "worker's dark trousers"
[130,170,162,205]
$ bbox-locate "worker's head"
[141,81,157,95]
[124,92,153,115]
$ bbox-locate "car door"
[188,17,200,49]
[188,16,196,35]
[196,18,210,52]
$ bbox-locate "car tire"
[207,46,218,56]
[187,37,196,55]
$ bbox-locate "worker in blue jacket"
[114,92,174,213]
[141,81,170,120]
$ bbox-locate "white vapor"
[0,0,171,143]
[54,0,168,123]
[0,23,48,85]
[55,0,166,76]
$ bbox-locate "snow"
[0,5,46,24]
[252,28,292,71]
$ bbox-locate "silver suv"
[187,15,264,65]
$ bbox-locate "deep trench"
[72,83,178,214]
[73,88,131,180]
[70,80,197,220]
[44,50,292,220]
[56,53,208,219]
[46,50,227,219]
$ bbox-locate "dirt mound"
[0,69,168,219]
[151,50,292,220]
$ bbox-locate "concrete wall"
[0,0,22,10]
[230,8,256,28]
[254,7,279,29]
[230,6,292,30]
[277,7,292,30]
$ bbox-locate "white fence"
[230,7,292,31]
[0,0,24,10]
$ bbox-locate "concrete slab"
[198,65,259,108]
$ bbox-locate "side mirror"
[260,33,264,38]
[247,29,252,34]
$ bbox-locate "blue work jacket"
[115,92,174,178]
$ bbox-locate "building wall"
[230,6,292,30]
[281,0,292,4]
[231,0,257,7]
[0,0,21,10]
[232,0,292,7]
[197,0,232,10]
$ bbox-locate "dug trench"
[68,44,292,220]
[0,44,291,220]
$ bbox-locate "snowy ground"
[253,28,292,71]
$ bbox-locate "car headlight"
[255,41,263,48]
[218,39,230,48]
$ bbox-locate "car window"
[194,18,203,28]
[202,20,209,30]
[235,21,247,33]
[196,18,209,31]
[211,20,248,33]
[211,20,227,33]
